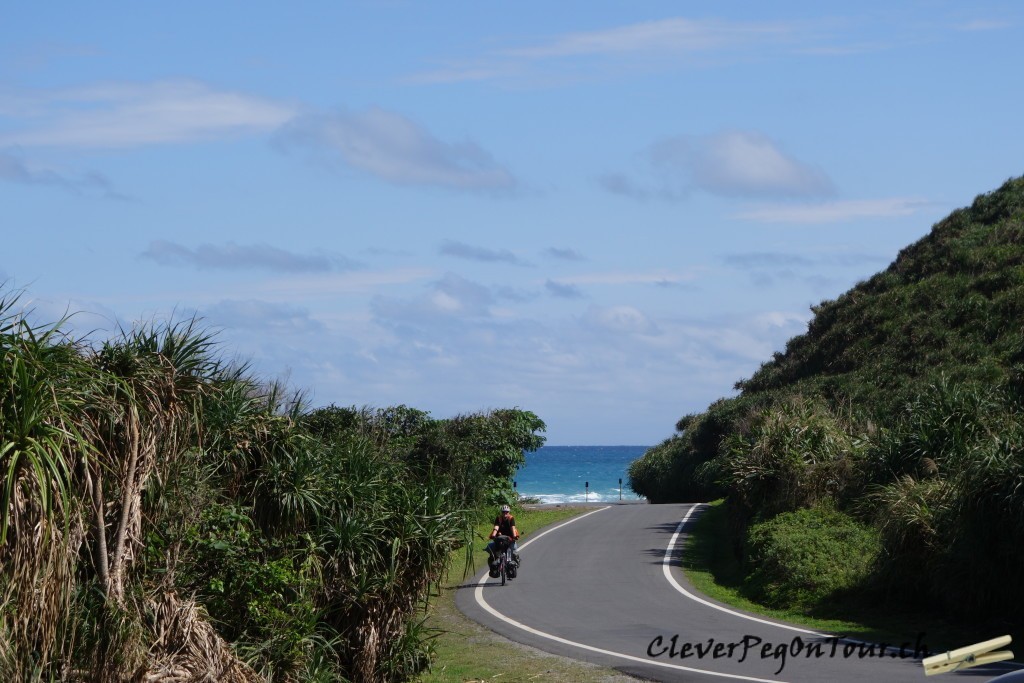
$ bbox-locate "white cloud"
[432,273,495,315]
[89,269,437,312]
[409,17,850,86]
[6,43,101,75]
[556,270,698,287]
[544,247,586,262]
[241,269,435,302]
[721,250,887,288]
[140,240,355,273]
[276,107,516,192]
[407,65,517,86]
[505,17,798,59]
[735,197,931,223]
[440,240,530,265]
[956,19,1011,31]
[582,305,659,335]
[19,296,125,339]
[0,80,296,148]
[372,273,499,325]
[752,310,809,331]
[0,150,123,197]
[545,279,584,299]
[203,299,325,334]
[597,172,655,200]
[677,311,809,364]
[723,250,884,269]
[650,131,834,198]
[105,278,813,444]
[723,252,814,269]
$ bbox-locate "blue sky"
[3,2,1022,445]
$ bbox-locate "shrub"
[745,506,880,608]
[628,399,750,503]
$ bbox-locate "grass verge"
[414,506,640,683]
[680,500,1020,653]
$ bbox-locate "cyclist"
[486,504,520,575]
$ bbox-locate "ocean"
[513,445,649,504]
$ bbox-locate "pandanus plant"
[0,294,257,681]
[0,295,88,679]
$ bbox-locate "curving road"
[457,503,1019,682]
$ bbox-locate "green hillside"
[629,176,1024,627]
[740,175,1024,406]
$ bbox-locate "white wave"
[522,491,644,504]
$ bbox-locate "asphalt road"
[457,503,1019,682]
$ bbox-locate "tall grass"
[866,380,1024,617]
[721,396,862,520]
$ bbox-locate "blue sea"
[513,445,649,504]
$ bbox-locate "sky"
[3,2,1023,445]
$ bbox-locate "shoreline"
[522,499,648,510]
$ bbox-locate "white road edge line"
[473,505,788,683]
[662,505,823,636]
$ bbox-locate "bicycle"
[488,534,518,585]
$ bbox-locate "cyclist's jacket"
[494,514,516,538]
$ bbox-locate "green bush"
[745,506,880,608]
[627,398,751,502]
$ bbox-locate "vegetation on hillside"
[629,176,1024,625]
[0,292,545,682]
